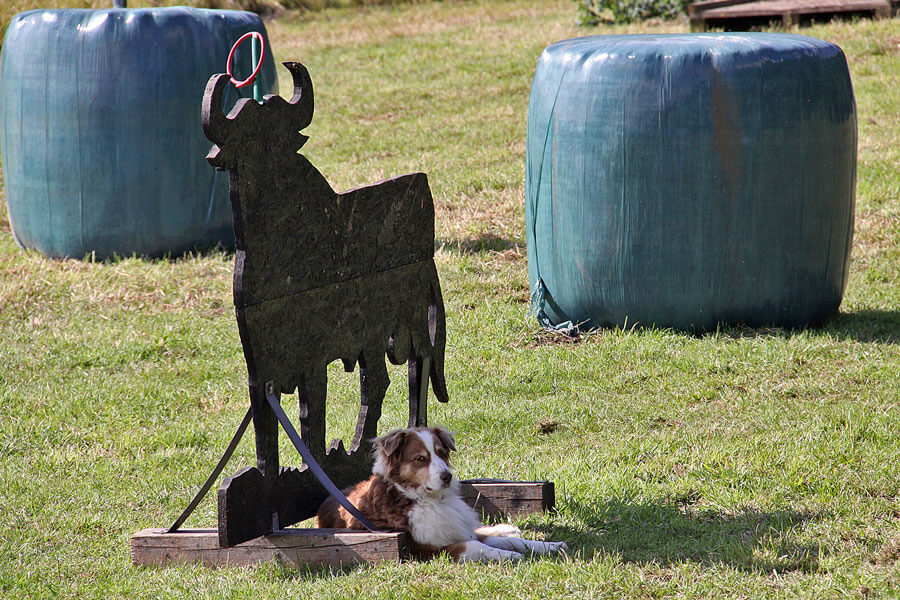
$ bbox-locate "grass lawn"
[2,0,900,597]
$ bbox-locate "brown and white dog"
[317,426,567,562]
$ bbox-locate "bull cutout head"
[203,61,313,170]
[201,61,450,547]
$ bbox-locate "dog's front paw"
[548,541,568,553]
[489,548,525,563]
[458,541,524,563]
[523,539,568,555]
[475,523,522,538]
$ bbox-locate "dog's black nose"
[440,470,452,484]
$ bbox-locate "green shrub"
[575,0,688,24]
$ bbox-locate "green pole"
[251,35,262,102]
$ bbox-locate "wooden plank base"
[131,528,408,568]
[689,0,891,29]
[133,481,556,567]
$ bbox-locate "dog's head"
[372,426,457,498]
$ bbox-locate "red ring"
[226,31,266,89]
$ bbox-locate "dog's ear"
[375,429,408,462]
[431,426,456,453]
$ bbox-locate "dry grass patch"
[0,176,9,234]
[0,249,232,324]
[436,184,525,245]
[270,0,575,52]
[435,243,530,304]
[853,209,900,269]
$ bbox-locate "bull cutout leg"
[298,369,327,465]
[322,353,389,457]
[217,383,279,546]
[352,352,389,451]
[251,382,279,479]
[408,355,430,428]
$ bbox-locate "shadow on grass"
[263,560,364,582]
[73,242,235,265]
[822,309,900,344]
[529,499,825,574]
[258,499,824,581]
[436,234,522,255]
[690,309,900,345]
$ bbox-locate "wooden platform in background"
[132,480,555,567]
[689,0,892,29]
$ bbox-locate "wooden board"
[131,528,407,568]
[459,480,555,519]
[689,0,891,28]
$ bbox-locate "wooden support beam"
[131,528,408,568]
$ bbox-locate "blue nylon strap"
[264,388,382,533]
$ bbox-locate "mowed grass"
[2,1,900,598]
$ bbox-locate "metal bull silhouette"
[202,61,450,547]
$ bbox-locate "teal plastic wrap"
[526,33,856,332]
[0,7,278,259]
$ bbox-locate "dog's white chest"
[407,493,480,547]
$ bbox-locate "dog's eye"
[436,450,448,460]
[415,455,428,463]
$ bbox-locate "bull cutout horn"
[283,61,314,132]
[201,73,234,143]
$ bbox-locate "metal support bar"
[168,407,253,533]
